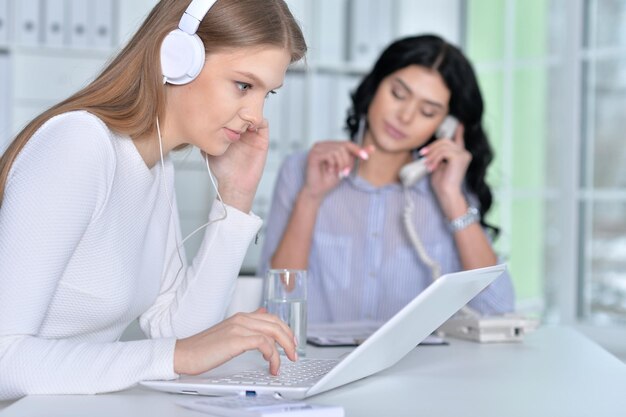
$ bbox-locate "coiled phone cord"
[402,187,478,317]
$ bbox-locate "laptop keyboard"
[205,358,339,387]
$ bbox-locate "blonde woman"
[0,0,306,400]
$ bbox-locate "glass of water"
[264,269,307,357]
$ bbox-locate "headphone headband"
[179,0,218,34]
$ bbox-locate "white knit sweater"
[0,111,262,401]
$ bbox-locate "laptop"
[141,264,506,399]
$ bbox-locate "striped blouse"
[258,151,515,324]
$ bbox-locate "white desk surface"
[2,326,626,417]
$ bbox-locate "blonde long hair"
[0,0,306,206]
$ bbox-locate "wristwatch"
[448,206,480,233]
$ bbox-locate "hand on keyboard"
[174,308,299,377]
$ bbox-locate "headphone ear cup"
[160,29,206,85]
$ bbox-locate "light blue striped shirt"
[258,152,515,323]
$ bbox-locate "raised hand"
[206,120,270,213]
[301,141,372,203]
[420,124,472,219]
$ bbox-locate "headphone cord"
[157,117,228,288]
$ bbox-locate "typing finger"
[230,312,298,362]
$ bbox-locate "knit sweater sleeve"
[140,188,263,339]
[0,113,177,401]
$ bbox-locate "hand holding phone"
[398,115,459,187]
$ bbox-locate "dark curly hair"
[346,34,499,237]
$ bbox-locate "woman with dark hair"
[259,35,514,323]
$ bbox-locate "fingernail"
[294,352,299,362]
[293,336,299,346]
[359,150,369,160]
[419,147,428,156]
[338,167,351,179]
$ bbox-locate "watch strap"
[448,206,480,233]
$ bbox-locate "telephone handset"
[399,115,459,187]
[435,114,460,141]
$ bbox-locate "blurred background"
[0,0,624,357]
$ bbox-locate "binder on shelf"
[333,74,360,139]
[309,73,336,142]
[0,0,9,44]
[15,0,42,46]
[314,0,348,65]
[373,0,394,56]
[43,0,67,47]
[68,0,91,47]
[92,0,115,48]
[348,0,394,67]
[347,0,375,66]
[310,73,360,144]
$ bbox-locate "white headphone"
[160,0,218,85]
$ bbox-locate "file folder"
[43,0,67,47]
[92,0,115,48]
[15,0,42,46]
[0,0,9,44]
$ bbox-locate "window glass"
[514,0,548,58]
[585,58,626,188]
[584,0,626,49]
[586,201,626,322]
[476,71,505,190]
[579,0,626,324]
[466,0,506,61]
[511,68,548,190]
[510,198,545,300]
[467,0,566,311]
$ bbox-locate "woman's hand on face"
[301,141,373,203]
[420,125,472,213]
[174,308,297,377]
[207,120,270,213]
